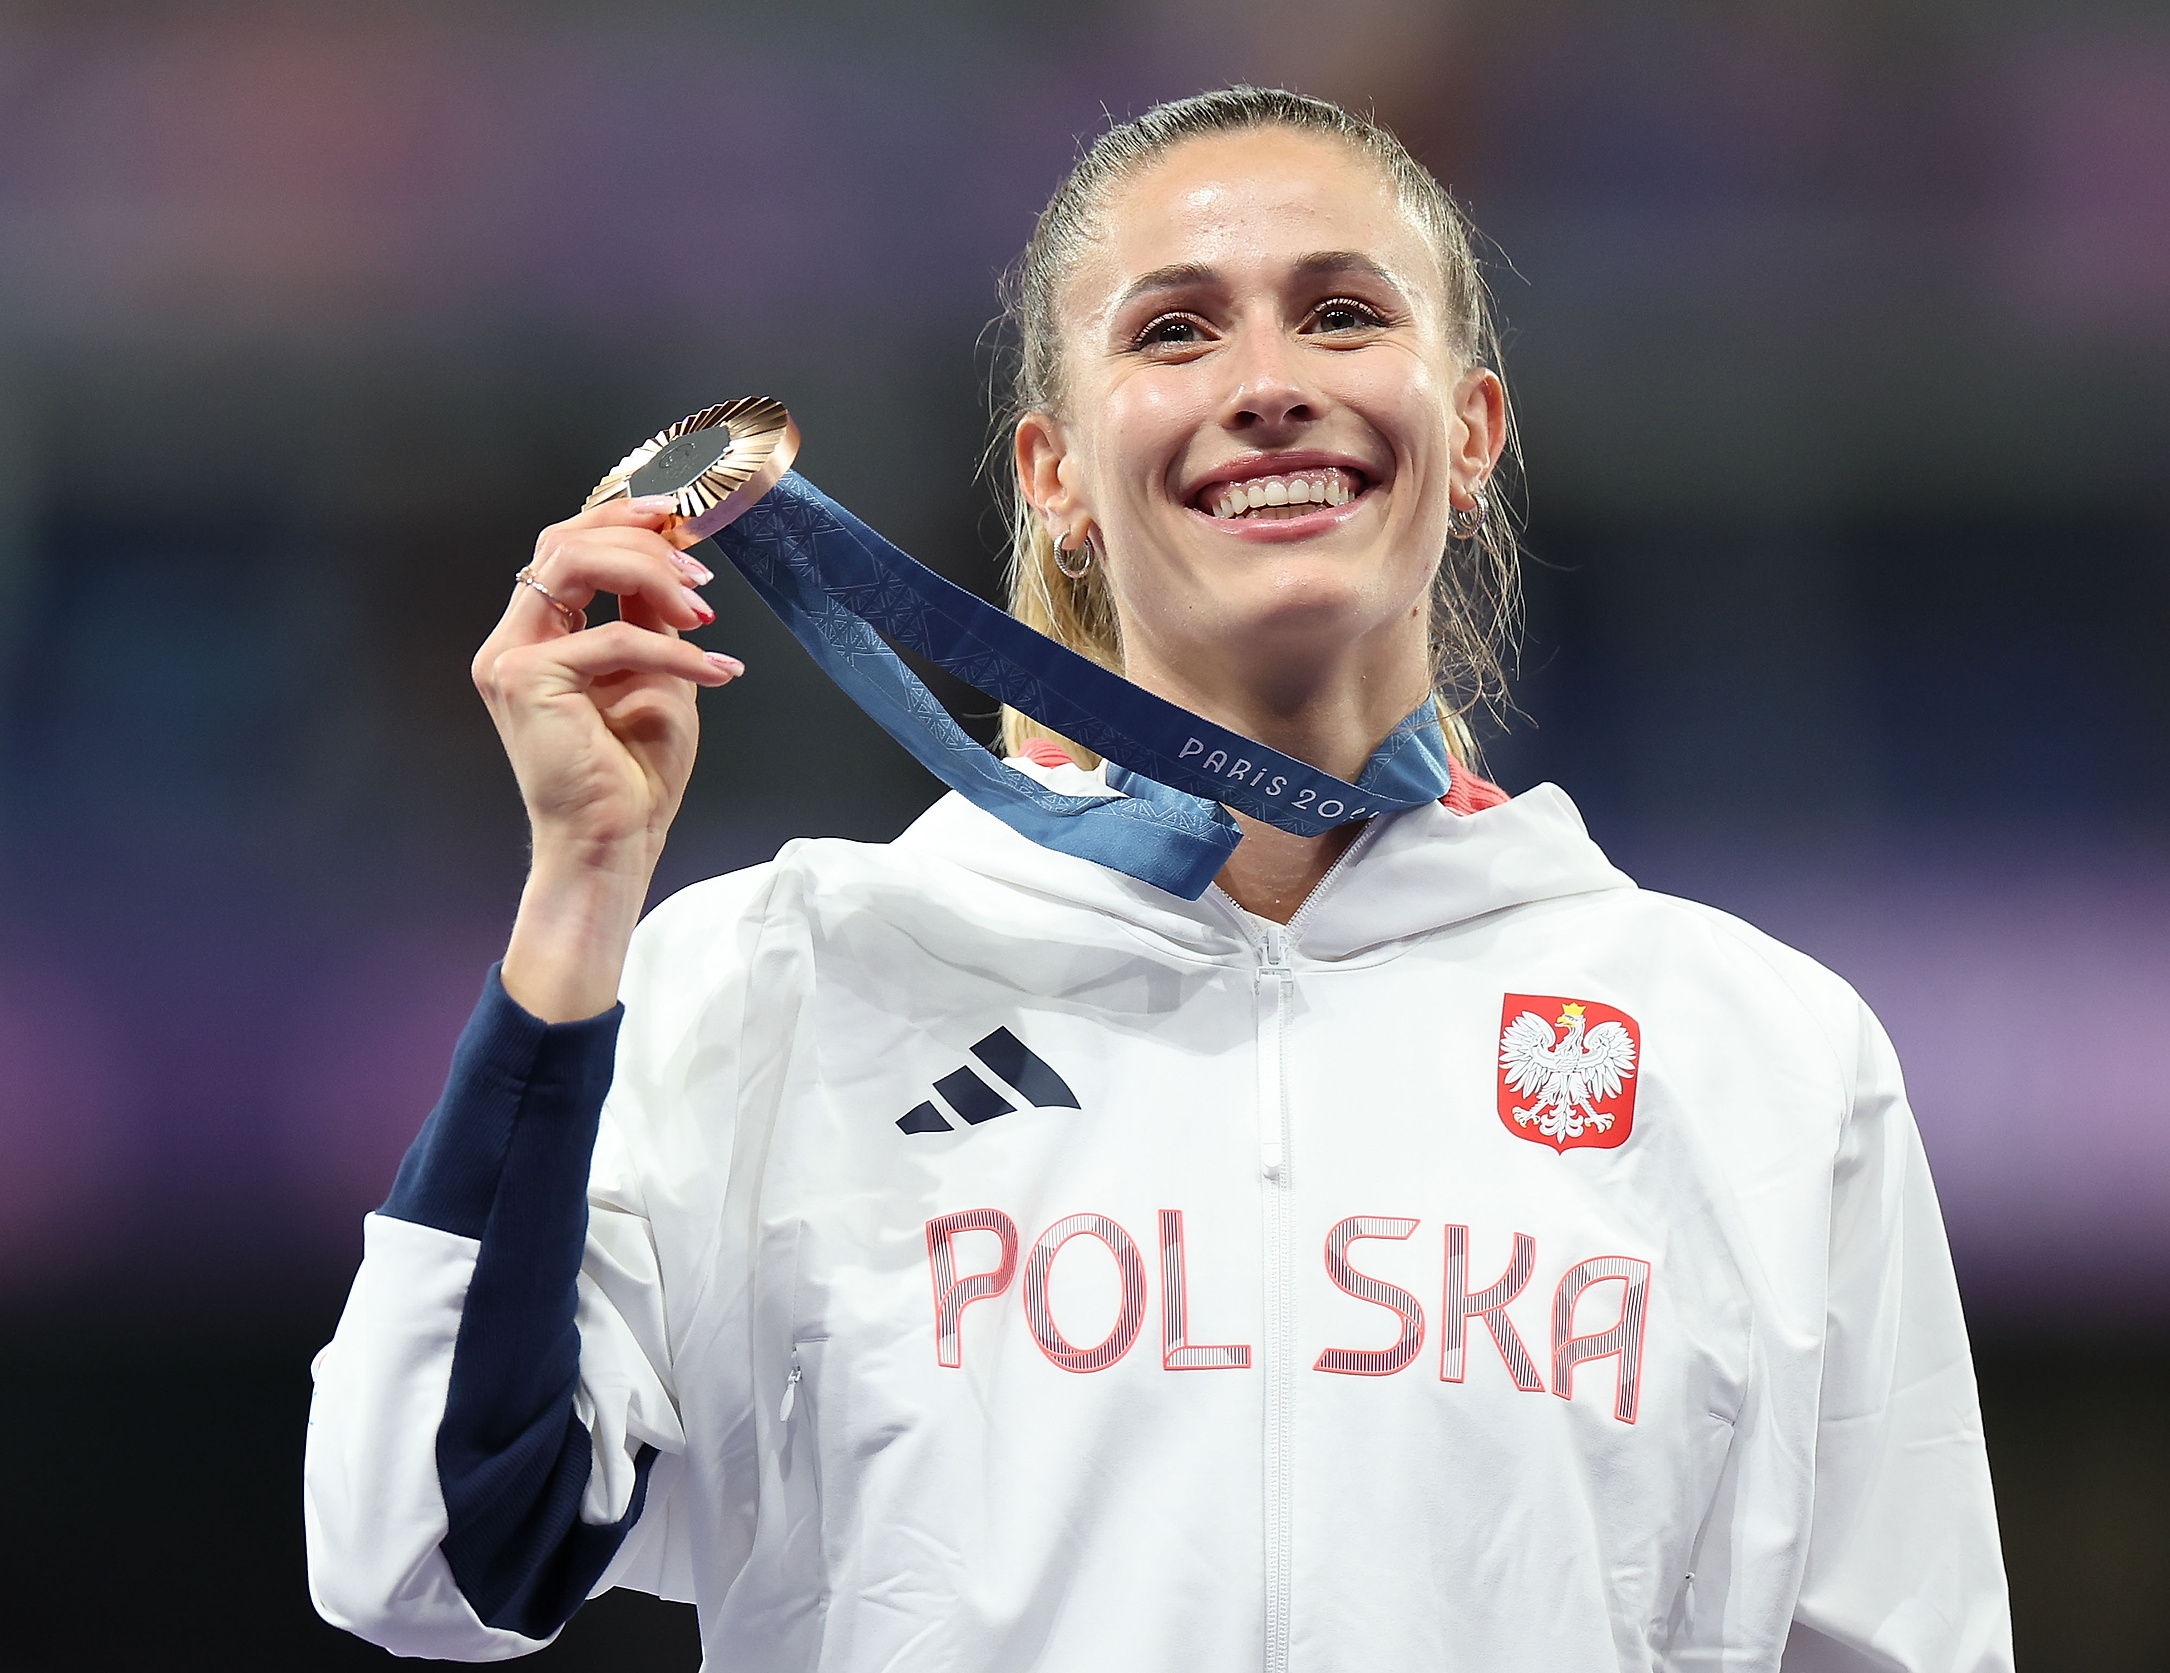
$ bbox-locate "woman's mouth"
[1196,466,1366,522]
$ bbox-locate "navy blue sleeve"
[380,964,658,1641]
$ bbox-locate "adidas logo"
[897,1027,1080,1134]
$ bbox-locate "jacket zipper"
[1217,823,1380,1673]
[1255,918,1296,1673]
[779,1355,802,1423]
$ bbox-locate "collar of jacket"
[892,757,1636,966]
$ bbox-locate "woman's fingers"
[519,535,713,632]
[535,517,712,584]
[618,586,685,638]
[483,619,742,707]
[547,493,686,542]
[496,498,718,639]
[545,495,714,570]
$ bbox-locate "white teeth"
[1203,468,1361,520]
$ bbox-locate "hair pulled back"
[995,86,1523,766]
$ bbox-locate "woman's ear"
[1452,367,1507,495]
[1015,411,1079,538]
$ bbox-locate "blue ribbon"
[705,472,1456,900]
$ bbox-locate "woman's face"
[1018,128,1501,703]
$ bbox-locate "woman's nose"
[1220,322,1319,434]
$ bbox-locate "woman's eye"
[1311,298,1385,334]
[1135,313,1206,349]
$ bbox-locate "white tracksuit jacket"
[305,766,2013,1670]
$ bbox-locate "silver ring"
[514,564,587,631]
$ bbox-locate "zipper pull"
[1259,922,1291,972]
[778,1361,802,1423]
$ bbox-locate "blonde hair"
[993,86,1523,768]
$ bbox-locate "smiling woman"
[1005,96,1515,920]
[303,88,2012,1672]
[1002,92,1518,771]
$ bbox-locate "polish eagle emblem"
[1496,994,1642,1153]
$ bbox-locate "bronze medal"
[583,397,799,547]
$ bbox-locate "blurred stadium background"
[0,1,2164,1667]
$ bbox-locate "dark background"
[0,1,2164,1667]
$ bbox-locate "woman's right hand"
[473,495,743,1020]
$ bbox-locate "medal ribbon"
[704,471,1457,900]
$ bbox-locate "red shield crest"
[1496,994,1641,1153]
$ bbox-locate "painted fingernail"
[704,652,745,676]
[671,552,715,585]
[628,494,678,512]
[681,586,716,623]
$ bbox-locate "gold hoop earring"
[1447,484,1490,541]
[1054,530,1094,579]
